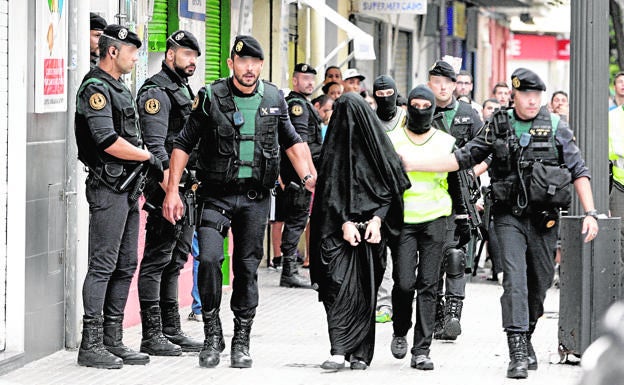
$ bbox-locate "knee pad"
[444,248,466,276]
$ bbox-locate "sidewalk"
[0,266,583,385]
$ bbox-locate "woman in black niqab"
[310,92,410,370]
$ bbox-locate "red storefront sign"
[508,34,569,61]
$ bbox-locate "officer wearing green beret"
[89,13,107,66]
[399,67,599,380]
[278,63,322,288]
[162,35,317,369]
[136,30,203,357]
[75,24,163,369]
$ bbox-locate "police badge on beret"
[175,32,185,40]
[235,41,243,53]
[118,28,128,40]
[145,98,160,114]
[512,76,521,89]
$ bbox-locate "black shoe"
[280,254,311,288]
[350,358,367,370]
[527,336,538,370]
[390,335,408,359]
[103,315,150,365]
[507,332,529,379]
[321,360,345,370]
[77,315,123,369]
[140,305,182,356]
[161,303,203,352]
[411,354,434,370]
[441,297,463,340]
[231,317,253,368]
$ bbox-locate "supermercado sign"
[358,0,427,14]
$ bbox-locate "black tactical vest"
[448,100,476,147]
[137,71,193,156]
[195,79,281,190]
[490,106,563,213]
[285,92,323,161]
[75,67,142,169]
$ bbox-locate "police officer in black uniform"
[136,30,203,356]
[279,63,322,288]
[427,60,484,341]
[162,35,316,369]
[90,13,107,66]
[401,68,599,380]
[75,24,163,369]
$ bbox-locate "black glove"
[454,217,471,248]
[146,154,164,183]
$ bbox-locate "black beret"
[428,60,456,82]
[168,30,201,56]
[90,13,107,31]
[231,35,264,60]
[511,68,546,92]
[293,63,317,75]
[102,24,142,49]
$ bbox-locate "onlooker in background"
[482,98,501,121]
[323,66,342,85]
[89,13,107,66]
[610,72,624,111]
[363,90,377,110]
[609,102,624,276]
[455,70,483,119]
[188,232,202,321]
[493,82,511,107]
[550,91,569,121]
[312,94,334,139]
[342,68,365,94]
[397,94,408,110]
[322,81,343,100]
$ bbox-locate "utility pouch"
[491,180,516,205]
[531,210,559,232]
[529,163,571,208]
[104,163,124,185]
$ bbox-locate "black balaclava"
[373,75,398,121]
[407,85,436,134]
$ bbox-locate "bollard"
[558,216,621,360]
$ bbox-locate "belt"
[200,182,268,201]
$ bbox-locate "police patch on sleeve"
[89,93,107,110]
[290,104,303,116]
[145,98,160,114]
[191,95,200,111]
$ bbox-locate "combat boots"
[231,317,253,368]
[280,254,311,288]
[506,332,529,379]
[526,332,538,370]
[432,296,445,339]
[103,315,150,365]
[161,303,203,352]
[199,308,226,368]
[77,315,123,369]
[140,305,182,356]
[440,297,463,340]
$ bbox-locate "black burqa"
[310,92,410,364]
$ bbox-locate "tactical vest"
[490,106,565,214]
[285,92,323,161]
[138,71,193,156]
[75,68,142,169]
[446,100,476,147]
[195,79,281,190]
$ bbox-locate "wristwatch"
[585,209,599,219]
[301,174,313,185]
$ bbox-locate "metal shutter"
[205,0,230,82]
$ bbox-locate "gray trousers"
[609,185,624,265]
[494,213,557,332]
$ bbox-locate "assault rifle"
[432,113,482,230]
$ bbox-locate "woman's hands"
[342,216,382,246]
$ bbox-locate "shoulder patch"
[89,93,107,110]
[191,95,200,110]
[291,104,303,116]
[144,98,160,114]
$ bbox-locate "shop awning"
[292,0,376,63]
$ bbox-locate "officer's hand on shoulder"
[146,154,164,182]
